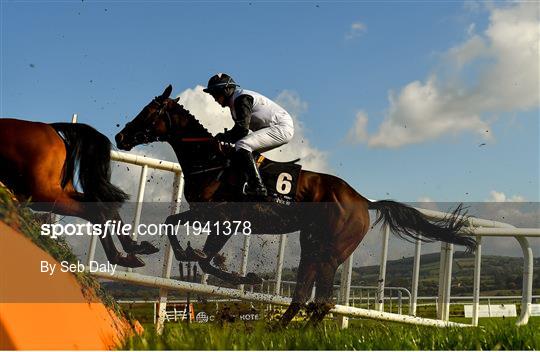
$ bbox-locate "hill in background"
[282,252,539,296]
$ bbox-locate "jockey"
[203,73,294,198]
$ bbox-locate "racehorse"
[0,118,158,267]
[115,85,476,326]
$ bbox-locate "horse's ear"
[173,97,180,103]
[161,85,173,99]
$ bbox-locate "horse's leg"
[279,231,318,328]
[113,208,159,255]
[165,207,240,263]
[200,230,232,259]
[86,207,145,268]
[306,224,369,325]
[193,225,262,285]
[279,258,317,327]
[163,211,202,261]
[163,205,228,261]
[306,217,368,325]
[307,257,339,326]
[165,222,188,261]
[197,232,236,278]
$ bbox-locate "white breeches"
[235,124,294,153]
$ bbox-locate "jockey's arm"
[219,94,254,143]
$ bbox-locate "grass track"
[122,316,540,350]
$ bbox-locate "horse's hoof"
[245,272,263,285]
[137,241,159,255]
[125,241,159,255]
[112,253,145,268]
[185,246,208,262]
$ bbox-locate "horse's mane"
[174,103,212,138]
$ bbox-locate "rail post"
[132,165,148,241]
[438,242,454,321]
[376,224,390,311]
[437,242,448,319]
[410,237,422,315]
[398,290,402,315]
[274,234,287,295]
[156,172,184,333]
[515,236,533,325]
[128,164,148,273]
[337,253,354,328]
[472,235,482,326]
[238,234,251,291]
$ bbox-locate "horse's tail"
[50,123,129,203]
[368,200,476,252]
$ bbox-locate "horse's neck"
[168,138,225,201]
[169,105,219,171]
[169,139,213,169]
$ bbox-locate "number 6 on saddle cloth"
[256,155,301,206]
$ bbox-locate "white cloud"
[176,85,233,135]
[347,2,539,148]
[486,190,526,202]
[364,77,494,148]
[346,111,369,143]
[448,34,488,69]
[346,21,367,40]
[269,90,330,172]
[273,89,308,117]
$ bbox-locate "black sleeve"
[233,94,254,131]
[224,94,253,141]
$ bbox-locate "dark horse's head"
[115,85,181,151]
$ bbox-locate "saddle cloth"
[256,155,301,206]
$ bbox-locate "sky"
[1,1,539,270]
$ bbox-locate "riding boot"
[237,149,268,198]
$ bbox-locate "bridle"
[124,97,174,145]
[147,97,174,142]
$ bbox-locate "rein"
[178,137,230,177]
[181,137,214,143]
[188,164,228,176]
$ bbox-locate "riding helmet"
[203,73,238,95]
